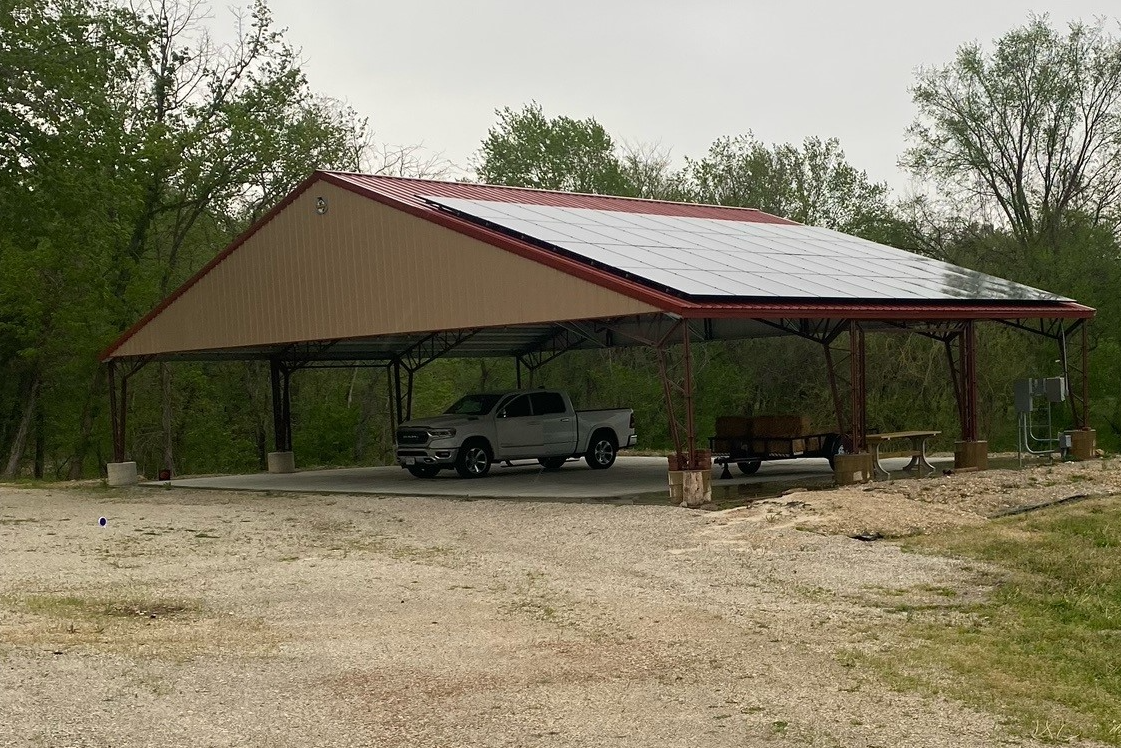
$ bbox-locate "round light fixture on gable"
[315,196,328,215]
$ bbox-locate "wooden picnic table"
[864,430,940,479]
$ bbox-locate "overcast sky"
[265,0,1113,193]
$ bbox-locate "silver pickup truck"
[395,389,637,478]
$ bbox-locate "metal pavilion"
[102,172,1095,483]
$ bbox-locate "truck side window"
[530,392,566,415]
[501,394,532,418]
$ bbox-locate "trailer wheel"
[737,459,762,475]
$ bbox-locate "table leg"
[873,443,890,480]
[916,437,935,477]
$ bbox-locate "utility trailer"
[708,415,841,480]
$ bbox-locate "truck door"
[494,394,541,459]
[531,391,577,456]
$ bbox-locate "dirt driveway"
[2,461,1116,747]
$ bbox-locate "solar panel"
[419,196,1068,302]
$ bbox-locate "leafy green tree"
[0,0,145,476]
[618,142,691,201]
[905,15,1121,246]
[475,102,630,194]
[685,134,897,238]
[0,0,371,478]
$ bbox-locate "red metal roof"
[324,171,797,223]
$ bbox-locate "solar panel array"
[421,196,1066,303]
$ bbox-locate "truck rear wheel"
[455,440,492,478]
[585,431,617,469]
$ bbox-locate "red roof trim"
[100,172,324,361]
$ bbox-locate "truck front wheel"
[455,440,493,478]
[585,432,617,470]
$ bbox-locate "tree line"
[1,5,1118,479]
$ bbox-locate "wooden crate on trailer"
[749,415,811,439]
[714,416,752,439]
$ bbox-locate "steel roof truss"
[757,318,849,345]
[398,329,483,373]
[995,317,1070,340]
[516,322,608,373]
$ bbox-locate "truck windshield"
[444,394,503,415]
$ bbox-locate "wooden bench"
[864,430,940,479]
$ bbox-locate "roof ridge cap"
[320,170,779,217]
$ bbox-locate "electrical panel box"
[1014,379,1034,413]
[1016,377,1067,412]
[1044,376,1067,403]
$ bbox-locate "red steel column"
[108,361,124,463]
[270,360,286,452]
[823,344,845,437]
[1081,322,1090,428]
[962,320,979,441]
[849,321,866,452]
[682,322,697,468]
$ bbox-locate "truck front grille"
[396,429,429,446]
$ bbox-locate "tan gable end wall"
[112,182,660,357]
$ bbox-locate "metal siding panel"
[298,202,315,339]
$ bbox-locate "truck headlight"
[428,428,456,439]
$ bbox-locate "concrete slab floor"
[145,455,955,502]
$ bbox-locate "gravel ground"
[1,460,1117,747]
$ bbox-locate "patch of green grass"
[18,593,200,620]
[3,591,280,661]
[873,497,1121,744]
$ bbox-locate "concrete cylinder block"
[267,451,296,474]
[106,461,138,487]
[668,468,712,507]
[833,453,873,485]
[1069,429,1096,461]
[954,440,988,470]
